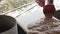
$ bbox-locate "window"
[0,0,34,14]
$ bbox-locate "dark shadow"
[54,10,60,20]
[17,25,27,34]
[0,15,17,33]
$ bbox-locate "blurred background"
[0,0,34,14]
[0,0,60,14]
[0,0,60,34]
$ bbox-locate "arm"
[36,0,45,7]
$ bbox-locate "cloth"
[27,18,60,34]
[36,0,45,7]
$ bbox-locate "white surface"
[16,4,45,32]
[54,0,60,10]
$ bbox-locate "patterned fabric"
[36,0,45,7]
[27,18,60,34]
